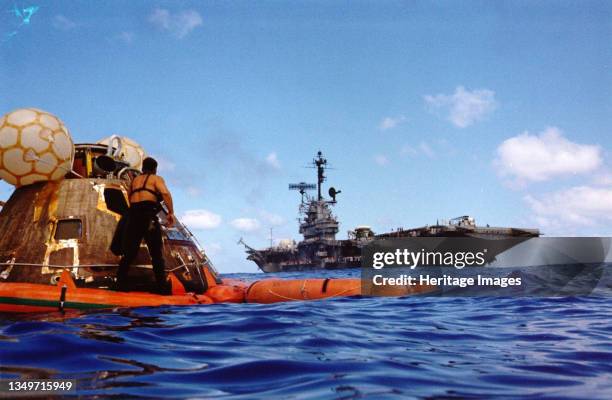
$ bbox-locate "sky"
[1,1,611,273]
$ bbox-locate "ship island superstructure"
[240,152,540,273]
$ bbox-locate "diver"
[116,157,176,294]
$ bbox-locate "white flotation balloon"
[98,136,146,170]
[0,108,74,187]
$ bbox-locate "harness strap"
[131,174,159,197]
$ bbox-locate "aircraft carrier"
[239,151,540,273]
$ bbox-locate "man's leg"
[117,252,137,291]
[144,218,169,293]
[116,210,147,291]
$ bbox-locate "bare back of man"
[129,174,175,226]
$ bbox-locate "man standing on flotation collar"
[116,157,175,294]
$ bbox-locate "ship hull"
[251,237,609,273]
[254,259,361,273]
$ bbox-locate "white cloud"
[149,8,202,38]
[231,218,261,232]
[424,86,496,128]
[259,210,285,226]
[592,171,612,186]
[379,115,406,131]
[400,145,417,156]
[374,154,389,166]
[495,127,601,184]
[265,152,281,169]
[525,186,612,227]
[181,209,222,229]
[400,141,435,158]
[52,15,77,30]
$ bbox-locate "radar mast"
[313,151,327,201]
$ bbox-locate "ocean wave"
[1,273,611,399]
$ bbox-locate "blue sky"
[1,1,611,272]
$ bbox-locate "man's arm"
[156,176,175,226]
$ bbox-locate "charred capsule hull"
[0,178,209,293]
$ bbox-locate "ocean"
[1,269,611,399]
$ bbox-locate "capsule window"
[104,188,128,215]
[167,228,190,241]
[55,219,82,240]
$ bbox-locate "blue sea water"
[1,269,611,399]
